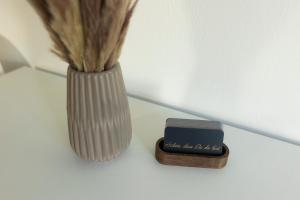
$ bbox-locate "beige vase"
[67,63,132,161]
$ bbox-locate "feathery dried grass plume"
[28,0,138,72]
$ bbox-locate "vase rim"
[68,62,120,75]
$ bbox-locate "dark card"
[163,118,224,155]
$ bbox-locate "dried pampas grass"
[28,0,138,72]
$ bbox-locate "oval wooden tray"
[155,138,229,169]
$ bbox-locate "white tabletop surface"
[0,68,299,200]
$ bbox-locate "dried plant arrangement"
[28,0,138,72]
[28,0,138,161]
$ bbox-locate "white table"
[0,68,299,200]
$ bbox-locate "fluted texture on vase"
[67,63,132,161]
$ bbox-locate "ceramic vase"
[67,63,132,161]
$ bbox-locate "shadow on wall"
[0,35,30,74]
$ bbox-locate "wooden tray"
[155,138,229,169]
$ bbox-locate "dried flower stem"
[28,0,138,72]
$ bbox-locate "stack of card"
[163,118,224,155]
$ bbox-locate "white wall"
[0,0,300,144]
[0,0,67,73]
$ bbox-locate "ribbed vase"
[67,63,132,161]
